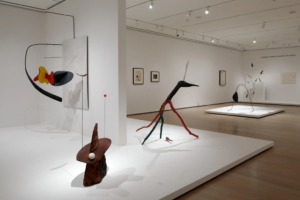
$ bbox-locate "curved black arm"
[25,43,63,102]
[229,84,254,112]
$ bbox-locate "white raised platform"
[205,105,285,118]
[0,119,273,200]
[240,100,300,107]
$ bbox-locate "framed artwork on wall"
[151,71,160,82]
[219,70,226,86]
[133,68,144,85]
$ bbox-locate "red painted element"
[104,94,107,97]
[136,100,198,138]
[45,71,54,85]
[168,100,199,138]
[136,101,168,132]
[136,75,139,78]
[33,69,40,81]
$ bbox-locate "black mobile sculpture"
[25,44,74,102]
[229,84,254,112]
[136,61,199,145]
[229,63,264,112]
[244,63,264,96]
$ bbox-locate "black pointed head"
[178,80,199,88]
[233,92,238,102]
[260,70,264,74]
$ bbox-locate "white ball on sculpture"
[89,153,95,160]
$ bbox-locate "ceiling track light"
[205,7,209,14]
[212,38,215,43]
[149,0,154,9]
[253,39,256,44]
[187,11,192,17]
[262,22,266,28]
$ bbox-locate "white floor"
[0,119,273,200]
[205,105,285,118]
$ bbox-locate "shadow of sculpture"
[71,168,144,198]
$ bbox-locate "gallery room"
[0,0,299,199]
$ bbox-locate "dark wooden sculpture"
[76,123,111,186]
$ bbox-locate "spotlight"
[212,38,215,43]
[205,7,209,14]
[149,1,154,9]
[262,22,266,28]
[187,11,192,17]
[253,39,256,44]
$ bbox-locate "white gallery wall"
[126,29,243,115]
[44,0,127,145]
[0,4,46,128]
[242,47,300,103]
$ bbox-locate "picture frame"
[151,71,160,82]
[219,70,226,86]
[133,68,144,85]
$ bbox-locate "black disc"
[52,71,74,86]
[233,92,239,102]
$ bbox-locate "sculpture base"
[83,155,107,187]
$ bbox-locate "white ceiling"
[1,0,64,10]
[126,0,300,50]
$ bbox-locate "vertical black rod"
[81,76,83,148]
[104,96,106,138]
[73,16,75,39]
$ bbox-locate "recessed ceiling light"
[212,38,215,43]
[187,11,192,17]
[205,7,209,15]
[149,1,154,9]
[253,39,256,44]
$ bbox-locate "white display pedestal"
[205,105,285,118]
[0,119,274,200]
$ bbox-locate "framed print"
[133,68,144,85]
[151,71,160,82]
[219,70,226,86]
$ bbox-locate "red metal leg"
[167,100,198,138]
[136,101,167,132]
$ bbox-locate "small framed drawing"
[151,71,160,82]
[219,70,226,86]
[133,68,144,85]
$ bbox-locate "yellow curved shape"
[38,66,49,84]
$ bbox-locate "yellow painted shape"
[38,66,49,84]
